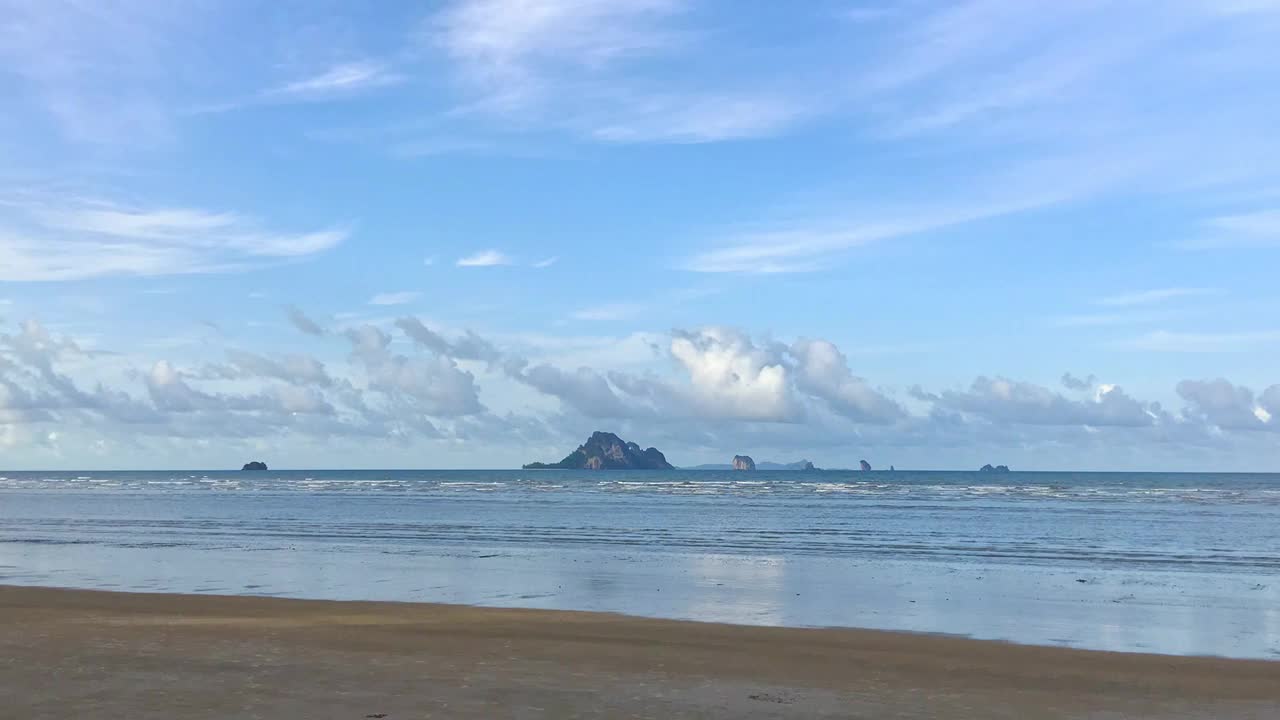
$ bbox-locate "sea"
[2,469,1278,659]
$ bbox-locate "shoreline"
[3,585,1277,719]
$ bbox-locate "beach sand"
[1,586,1276,719]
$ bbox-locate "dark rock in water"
[890,465,896,472]
[523,431,674,470]
[241,461,268,471]
[859,459,872,472]
[979,464,1011,473]
[732,455,756,471]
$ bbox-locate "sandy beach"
[1,586,1276,719]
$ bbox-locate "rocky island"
[860,460,872,471]
[980,464,1011,473]
[241,461,268,471]
[523,431,674,470]
[688,459,820,470]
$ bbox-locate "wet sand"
[1,586,1277,719]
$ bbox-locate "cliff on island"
[980,464,1011,473]
[523,431,674,470]
[732,455,756,471]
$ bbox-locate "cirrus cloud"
[0,193,347,281]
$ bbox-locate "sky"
[2,0,1280,471]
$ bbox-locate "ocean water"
[2,469,1278,659]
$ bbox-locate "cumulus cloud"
[221,350,334,388]
[669,328,800,422]
[344,324,484,417]
[1176,379,1277,431]
[790,339,904,423]
[516,364,639,418]
[395,317,503,365]
[3,312,1280,468]
[915,376,1160,428]
[1061,372,1097,391]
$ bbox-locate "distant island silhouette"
[524,432,673,470]
[241,461,268,471]
[691,459,819,471]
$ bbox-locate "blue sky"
[2,0,1280,470]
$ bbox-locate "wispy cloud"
[1096,288,1220,307]
[1180,209,1280,249]
[571,303,645,321]
[286,306,326,336]
[456,249,512,267]
[682,184,1075,274]
[587,91,807,144]
[1053,312,1167,329]
[1118,330,1280,353]
[192,61,405,114]
[430,0,809,143]
[368,291,422,306]
[532,256,558,268]
[268,62,403,99]
[568,287,718,323]
[0,194,347,281]
[0,1,195,144]
[434,0,687,104]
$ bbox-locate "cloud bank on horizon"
[1,0,1279,469]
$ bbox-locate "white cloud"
[790,339,904,423]
[1177,379,1276,431]
[571,303,644,321]
[456,249,512,267]
[343,323,484,418]
[221,350,334,388]
[268,61,403,99]
[5,315,1280,468]
[682,189,1070,273]
[532,256,558,268]
[914,376,1161,428]
[1120,330,1280,353]
[0,0,196,144]
[192,61,408,114]
[587,91,806,144]
[369,291,422,306]
[669,328,800,422]
[431,0,809,143]
[1096,288,1219,307]
[1181,209,1280,249]
[1053,312,1168,328]
[0,194,346,281]
[434,0,686,105]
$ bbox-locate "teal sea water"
[2,469,1278,659]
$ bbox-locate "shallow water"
[2,469,1278,658]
